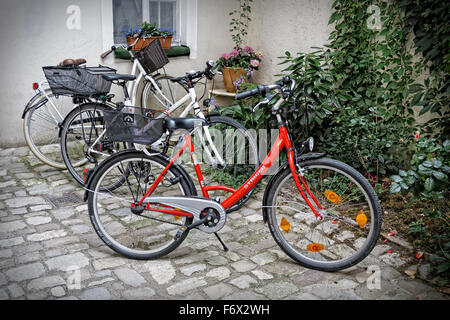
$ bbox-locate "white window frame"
[101,0,197,59]
[147,0,179,42]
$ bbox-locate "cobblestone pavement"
[0,146,448,300]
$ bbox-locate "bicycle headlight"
[304,137,314,152]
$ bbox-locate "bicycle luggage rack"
[42,65,117,97]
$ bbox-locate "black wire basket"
[103,106,166,145]
[138,39,170,74]
[42,65,117,97]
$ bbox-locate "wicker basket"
[138,39,170,74]
[103,106,166,145]
[42,65,116,97]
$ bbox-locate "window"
[102,0,197,58]
[149,1,177,34]
[112,0,179,44]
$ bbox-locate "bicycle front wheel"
[87,151,196,259]
[23,89,77,168]
[141,75,180,110]
[265,158,382,271]
[60,103,129,185]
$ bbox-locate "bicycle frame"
[137,98,324,220]
[126,55,172,108]
[84,75,226,167]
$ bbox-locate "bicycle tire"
[23,89,78,169]
[141,75,179,110]
[264,157,382,271]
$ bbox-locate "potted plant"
[123,22,174,51]
[217,46,263,93]
[217,0,262,93]
[157,27,174,50]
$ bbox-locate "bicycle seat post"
[117,81,131,104]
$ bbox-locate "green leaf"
[391,175,403,183]
[407,170,419,178]
[328,11,342,24]
[390,183,401,193]
[400,182,409,190]
[422,160,433,168]
[443,140,450,152]
[432,159,442,168]
[432,171,447,181]
[399,170,407,177]
[424,177,435,191]
[406,175,416,185]
[418,165,433,176]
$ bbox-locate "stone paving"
[0,146,448,300]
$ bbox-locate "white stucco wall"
[247,0,334,84]
[0,0,333,147]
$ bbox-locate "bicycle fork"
[281,128,325,221]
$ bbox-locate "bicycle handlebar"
[170,60,218,84]
[235,76,295,100]
[100,30,146,59]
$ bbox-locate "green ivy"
[398,0,450,138]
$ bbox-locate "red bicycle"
[85,76,382,271]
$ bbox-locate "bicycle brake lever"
[253,98,269,112]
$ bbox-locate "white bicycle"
[22,34,177,169]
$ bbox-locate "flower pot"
[157,36,173,50]
[221,67,248,93]
[127,36,173,51]
[126,36,152,51]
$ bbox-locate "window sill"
[114,46,190,60]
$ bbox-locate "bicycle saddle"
[101,74,136,82]
[164,117,208,131]
[58,58,87,67]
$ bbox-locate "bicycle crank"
[144,196,227,234]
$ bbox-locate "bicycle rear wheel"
[23,89,77,168]
[87,151,196,259]
[264,158,382,271]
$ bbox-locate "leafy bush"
[277,49,338,147]
[390,138,450,199]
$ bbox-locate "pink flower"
[415,132,420,139]
[244,46,254,53]
[250,59,259,68]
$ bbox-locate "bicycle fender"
[22,96,49,119]
[83,150,197,202]
[261,152,325,224]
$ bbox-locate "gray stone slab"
[5,262,46,282]
[114,268,147,287]
[45,252,90,271]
